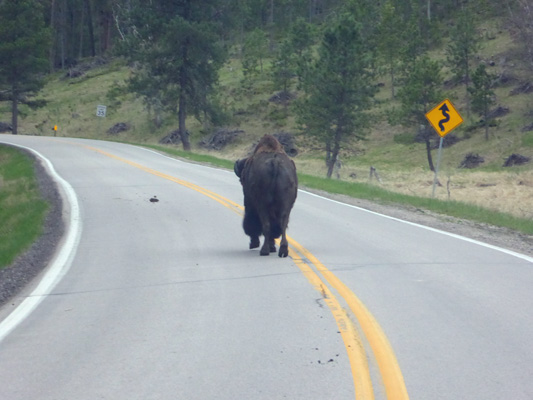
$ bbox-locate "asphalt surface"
[1,135,532,400]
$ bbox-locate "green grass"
[297,173,533,235]
[0,145,48,269]
[141,144,236,170]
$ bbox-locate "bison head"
[234,158,247,179]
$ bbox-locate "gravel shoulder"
[1,153,531,307]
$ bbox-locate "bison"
[234,135,298,257]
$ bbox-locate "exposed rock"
[419,132,460,150]
[487,105,510,119]
[107,122,131,135]
[64,56,109,79]
[521,122,533,132]
[503,154,531,167]
[269,91,296,104]
[0,122,12,133]
[159,129,187,145]
[244,132,299,158]
[510,81,533,95]
[459,153,485,169]
[494,72,517,86]
[273,132,298,157]
[199,128,244,150]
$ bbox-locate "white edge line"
[0,143,82,343]
[139,145,533,264]
[300,189,533,264]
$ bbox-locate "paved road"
[1,135,532,400]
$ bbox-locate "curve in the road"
[0,144,82,343]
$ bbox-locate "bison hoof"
[250,236,260,249]
[278,245,289,258]
[269,243,276,252]
[260,246,270,256]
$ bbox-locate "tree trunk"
[390,64,395,98]
[325,140,332,166]
[425,137,435,171]
[59,0,66,69]
[85,0,96,57]
[327,144,341,179]
[327,127,342,178]
[484,102,489,140]
[178,94,190,151]
[100,9,112,53]
[79,0,85,59]
[11,86,19,135]
[178,63,191,151]
[326,157,334,178]
[49,0,56,72]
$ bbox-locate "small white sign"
[96,105,107,118]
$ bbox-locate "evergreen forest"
[1,0,533,185]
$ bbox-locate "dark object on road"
[503,154,531,167]
[149,196,159,203]
[234,135,298,257]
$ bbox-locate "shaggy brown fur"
[234,135,298,257]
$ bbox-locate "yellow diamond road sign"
[425,99,463,137]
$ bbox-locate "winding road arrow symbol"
[438,103,450,132]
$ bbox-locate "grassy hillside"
[1,17,532,221]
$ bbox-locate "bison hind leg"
[278,243,289,257]
[250,236,260,249]
[269,238,276,253]
[278,222,290,257]
[260,242,271,256]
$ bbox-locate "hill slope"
[1,18,532,219]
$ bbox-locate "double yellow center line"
[88,145,409,400]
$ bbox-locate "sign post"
[425,99,464,197]
[96,105,107,136]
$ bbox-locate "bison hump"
[254,135,284,154]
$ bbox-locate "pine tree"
[271,39,294,97]
[0,0,50,135]
[377,0,404,98]
[396,54,443,171]
[469,63,495,140]
[286,17,316,90]
[296,12,377,178]
[116,0,228,150]
[242,28,268,80]
[446,6,480,117]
